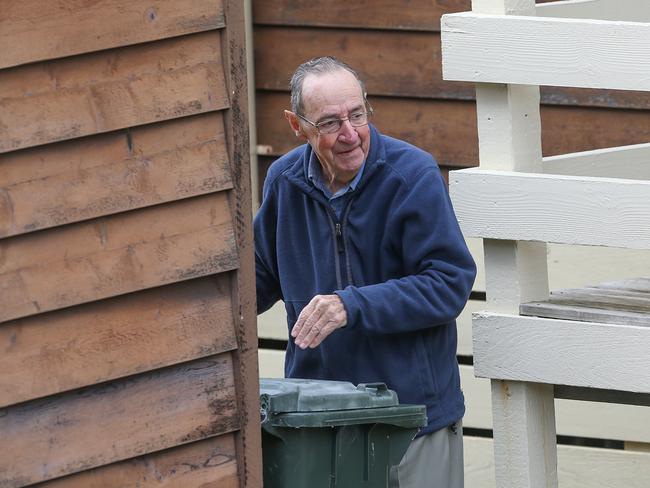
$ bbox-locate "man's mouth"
[338,146,359,155]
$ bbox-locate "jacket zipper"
[340,202,355,286]
[335,223,344,253]
[327,213,344,289]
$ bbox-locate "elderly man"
[254,56,476,487]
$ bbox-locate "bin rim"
[262,403,428,429]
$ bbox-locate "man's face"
[286,69,371,189]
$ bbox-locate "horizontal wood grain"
[251,0,557,31]
[253,27,474,100]
[473,312,650,393]
[37,435,238,488]
[0,354,239,487]
[1,113,231,238]
[0,31,229,153]
[253,26,650,110]
[0,0,225,69]
[450,168,650,249]
[0,193,238,322]
[0,276,236,407]
[442,13,650,91]
[252,0,468,31]
[257,92,650,165]
[521,283,650,327]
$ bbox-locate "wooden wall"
[0,1,261,487]
[252,0,650,486]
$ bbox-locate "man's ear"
[284,110,306,140]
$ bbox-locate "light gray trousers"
[389,421,464,488]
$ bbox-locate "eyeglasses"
[296,104,374,135]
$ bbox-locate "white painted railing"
[443,1,650,487]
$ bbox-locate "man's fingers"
[293,294,347,349]
[291,300,314,338]
[305,319,337,349]
[294,305,321,346]
[299,316,327,349]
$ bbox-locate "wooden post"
[470,1,557,487]
[223,0,263,486]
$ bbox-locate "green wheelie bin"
[259,378,427,488]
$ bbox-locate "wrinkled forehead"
[301,69,365,118]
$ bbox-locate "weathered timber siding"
[0,1,261,487]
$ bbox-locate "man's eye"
[319,120,339,130]
[350,112,365,122]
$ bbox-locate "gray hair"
[289,56,366,115]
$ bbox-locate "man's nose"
[337,119,358,140]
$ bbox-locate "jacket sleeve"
[335,167,476,334]
[254,177,283,314]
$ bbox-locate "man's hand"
[292,294,347,349]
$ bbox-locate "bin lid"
[259,378,398,415]
[259,378,427,429]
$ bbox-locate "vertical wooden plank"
[222,1,263,486]
[491,381,557,488]
[466,1,557,488]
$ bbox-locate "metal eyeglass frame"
[296,101,374,135]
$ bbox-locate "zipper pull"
[335,223,344,253]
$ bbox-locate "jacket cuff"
[334,288,359,330]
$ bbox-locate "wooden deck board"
[521,278,650,326]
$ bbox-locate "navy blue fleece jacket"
[254,125,476,435]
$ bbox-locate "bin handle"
[260,394,270,423]
[357,383,388,394]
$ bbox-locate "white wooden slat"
[441,13,650,92]
[470,0,535,15]
[545,243,650,290]
[473,312,650,393]
[457,299,484,356]
[461,366,650,443]
[470,239,650,293]
[543,143,650,180]
[258,301,287,341]
[465,436,650,488]
[258,349,285,378]
[536,0,650,23]
[450,168,650,249]
[467,238,486,292]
